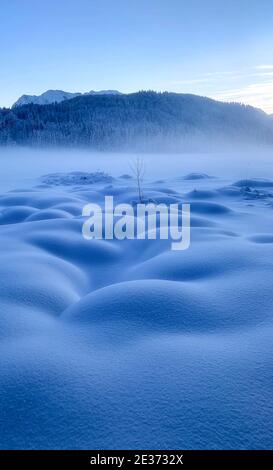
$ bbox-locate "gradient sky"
[1,0,273,112]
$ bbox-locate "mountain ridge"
[12,89,122,107]
[1,91,273,150]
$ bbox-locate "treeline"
[0,91,272,150]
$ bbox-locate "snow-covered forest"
[0,91,272,150]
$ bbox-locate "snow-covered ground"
[1,147,273,449]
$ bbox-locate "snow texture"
[1,149,273,449]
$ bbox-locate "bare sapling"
[131,157,145,203]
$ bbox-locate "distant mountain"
[1,91,273,150]
[12,89,122,107]
[88,90,122,96]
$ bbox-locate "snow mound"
[248,234,273,243]
[63,279,220,334]
[233,178,273,188]
[119,174,133,179]
[190,201,232,215]
[187,189,218,199]
[26,208,72,222]
[183,172,214,180]
[0,206,37,225]
[0,252,84,315]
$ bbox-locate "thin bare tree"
[130,157,145,203]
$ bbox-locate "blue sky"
[1,0,273,112]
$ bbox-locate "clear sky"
[1,0,273,112]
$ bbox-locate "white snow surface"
[0,148,273,449]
